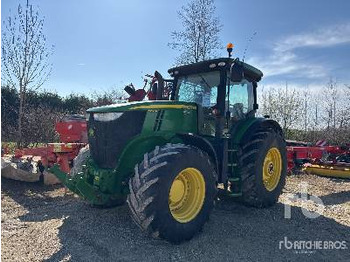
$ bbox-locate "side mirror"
[230,62,244,83]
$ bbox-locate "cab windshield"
[177,71,219,107]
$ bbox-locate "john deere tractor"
[51,54,287,243]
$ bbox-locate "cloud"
[77,63,86,66]
[275,23,350,52]
[248,23,350,80]
[248,51,327,79]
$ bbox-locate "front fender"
[176,133,219,173]
[115,132,181,181]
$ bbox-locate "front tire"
[127,143,217,243]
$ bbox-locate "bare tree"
[317,80,350,144]
[260,80,350,145]
[91,88,126,107]
[2,0,53,147]
[320,78,338,130]
[337,84,350,128]
[22,105,63,146]
[169,0,222,65]
[260,84,303,137]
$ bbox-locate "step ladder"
[226,144,242,196]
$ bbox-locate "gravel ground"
[1,174,350,262]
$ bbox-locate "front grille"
[88,111,146,168]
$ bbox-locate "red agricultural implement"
[287,140,350,178]
[124,71,173,102]
[14,115,87,173]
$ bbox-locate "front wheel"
[127,143,217,243]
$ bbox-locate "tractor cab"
[168,57,263,137]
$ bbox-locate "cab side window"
[228,80,254,119]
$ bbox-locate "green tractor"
[51,55,287,243]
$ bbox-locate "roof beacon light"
[227,43,234,58]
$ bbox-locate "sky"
[1,0,350,96]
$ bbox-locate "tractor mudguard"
[231,117,283,145]
[176,133,219,172]
[114,133,180,181]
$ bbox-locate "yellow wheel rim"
[169,168,205,223]
[262,147,282,191]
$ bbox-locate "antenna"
[242,32,257,62]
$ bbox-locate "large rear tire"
[239,128,287,207]
[127,143,217,243]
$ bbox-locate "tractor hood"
[87,100,197,113]
[86,100,198,169]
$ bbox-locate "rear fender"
[232,118,283,145]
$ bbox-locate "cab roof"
[168,57,263,82]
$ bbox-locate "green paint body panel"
[231,117,260,144]
[49,164,114,205]
[49,99,266,206]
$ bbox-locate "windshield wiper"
[198,74,212,90]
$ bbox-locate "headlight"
[93,112,123,122]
